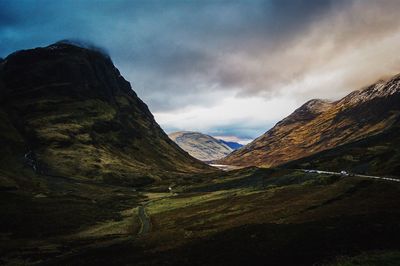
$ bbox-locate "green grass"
[73,207,140,238]
[146,188,258,215]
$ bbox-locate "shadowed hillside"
[0,42,213,188]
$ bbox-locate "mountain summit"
[0,42,211,187]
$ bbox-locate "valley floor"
[1,168,400,265]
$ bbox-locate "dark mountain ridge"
[0,42,212,187]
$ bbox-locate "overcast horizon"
[1,0,400,143]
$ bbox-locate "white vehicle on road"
[340,170,349,176]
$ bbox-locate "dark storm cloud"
[1,0,400,138]
[0,0,345,110]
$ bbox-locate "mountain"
[218,139,243,150]
[218,74,400,168]
[0,42,212,188]
[169,131,233,161]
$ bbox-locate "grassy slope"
[28,168,400,266]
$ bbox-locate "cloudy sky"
[1,0,400,143]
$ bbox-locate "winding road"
[211,164,400,183]
[137,205,151,236]
[136,194,173,237]
[302,169,400,182]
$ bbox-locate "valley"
[1,42,400,266]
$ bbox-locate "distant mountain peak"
[169,131,233,161]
